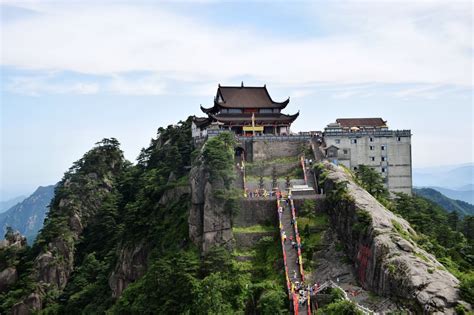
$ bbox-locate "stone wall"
[234,199,277,227]
[251,140,308,162]
[320,161,465,313]
[245,162,299,177]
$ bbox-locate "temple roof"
[209,112,299,125]
[336,118,387,128]
[201,84,289,113]
[192,116,211,128]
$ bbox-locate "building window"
[370,146,374,150]
[381,156,386,162]
[351,139,357,144]
[397,137,401,141]
[343,149,348,154]
[259,108,273,113]
[381,167,386,173]
[369,137,374,142]
[228,108,243,113]
[370,157,375,161]
[335,139,340,144]
[381,145,386,150]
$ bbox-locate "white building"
[323,118,412,195]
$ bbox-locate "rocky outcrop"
[321,161,466,313]
[189,160,233,253]
[0,230,26,293]
[34,244,71,290]
[0,267,18,292]
[32,183,113,292]
[0,229,27,249]
[12,293,42,315]
[159,185,190,206]
[11,142,124,313]
[108,185,190,298]
[109,242,149,298]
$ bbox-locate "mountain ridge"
[0,196,26,214]
[0,185,55,243]
[413,187,474,216]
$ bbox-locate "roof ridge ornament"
[241,81,244,88]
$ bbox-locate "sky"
[0,0,473,200]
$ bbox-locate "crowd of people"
[276,193,314,313]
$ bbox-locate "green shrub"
[316,299,363,315]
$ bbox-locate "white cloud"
[5,75,99,95]
[106,74,166,95]
[1,1,472,91]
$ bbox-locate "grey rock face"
[0,267,18,293]
[321,161,465,313]
[0,230,27,249]
[109,242,149,298]
[189,158,233,253]
[34,249,70,290]
[12,293,42,315]
[0,230,26,292]
[159,186,190,206]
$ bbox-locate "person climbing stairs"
[277,194,311,315]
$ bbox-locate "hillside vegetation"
[0,119,289,314]
[414,187,474,216]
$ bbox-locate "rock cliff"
[11,140,124,314]
[0,230,26,293]
[109,185,190,298]
[320,161,466,313]
[189,158,233,253]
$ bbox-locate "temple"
[192,83,299,138]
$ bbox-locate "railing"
[236,135,315,142]
[324,129,411,137]
[206,129,320,141]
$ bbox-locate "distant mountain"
[413,188,474,216]
[457,184,474,191]
[0,195,26,213]
[427,186,474,205]
[0,185,55,243]
[413,163,474,189]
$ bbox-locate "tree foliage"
[354,165,389,202]
[0,118,294,314]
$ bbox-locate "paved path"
[278,198,310,315]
